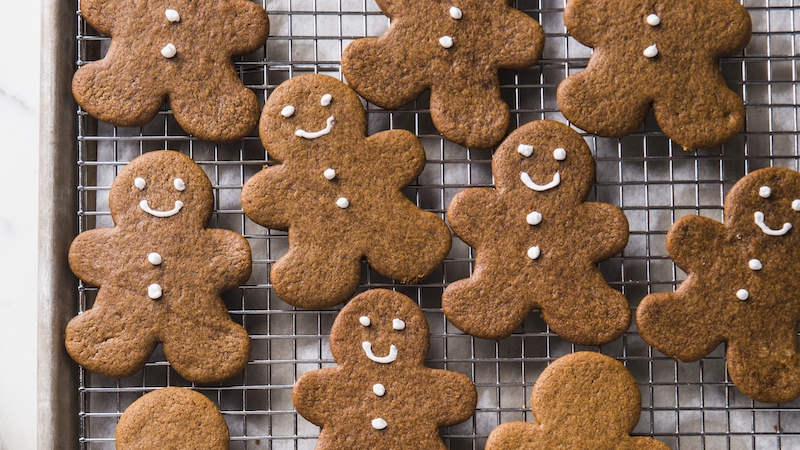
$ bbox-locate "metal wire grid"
[71,0,800,449]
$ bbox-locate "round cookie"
[116,387,229,450]
[341,0,544,149]
[292,289,477,449]
[557,0,751,150]
[485,352,669,450]
[442,120,630,343]
[241,74,451,309]
[637,167,800,403]
[72,0,269,142]
[66,150,252,383]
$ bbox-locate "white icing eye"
[165,9,180,22]
[793,199,800,211]
[646,13,660,26]
[320,94,332,106]
[759,186,771,198]
[173,178,186,191]
[553,148,567,161]
[517,144,533,157]
[281,105,295,118]
[449,6,463,19]
[134,177,147,190]
[161,43,177,58]
[359,316,371,327]
[392,318,405,330]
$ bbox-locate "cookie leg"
[727,331,800,404]
[161,308,251,384]
[442,274,531,340]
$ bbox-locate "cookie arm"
[562,0,609,47]
[365,130,426,189]
[292,369,339,426]
[240,165,292,230]
[664,215,725,274]
[703,0,752,56]
[492,8,544,70]
[68,228,115,286]
[575,202,629,262]
[447,188,498,248]
[426,369,478,426]
[205,229,253,291]
[79,0,114,36]
[217,0,270,55]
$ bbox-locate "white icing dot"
[517,144,533,157]
[553,148,567,161]
[336,197,350,209]
[280,105,295,118]
[324,168,336,180]
[392,318,405,330]
[643,44,658,58]
[373,383,386,396]
[173,178,186,191]
[359,316,371,327]
[148,284,163,300]
[527,246,541,260]
[748,259,763,271]
[372,418,388,430]
[439,36,454,49]
[134,177,147,190]
[161,43,177,59]
[320,94,332,106]
[759,186,772,198]
[165,8,180,22]
[526,211,542,226]
[147,252,163,266]
[736,289,749,301]
[646,14,660,26]
[449,6,463,19]
[793,199,800,211]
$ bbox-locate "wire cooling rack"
[72,0,800,449]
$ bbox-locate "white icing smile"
[754,211,791,236]
[362,342,398,364]
[521,172,560,192]
[139,199,184,218]
[295,116,334,139]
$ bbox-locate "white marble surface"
[0,0,41,449]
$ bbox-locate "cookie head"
[330,290,429,367]
[493,121,595,203]
[260,75,365,159]
[725,168,800,240]
[108,150,213,227]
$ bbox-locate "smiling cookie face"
[109,151,213,227]
[330,290,429,367]
[260,75,366,161]
[725,168,800,241]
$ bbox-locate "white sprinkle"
[173,178,186,191]
[280,105,295,118]
[748,259,763,271]
[736,289,749,301]
[134,177,146,190]
[373,384,386,396]
[553,147,567,161]
[439,36,454,49]
[526,211,542,226]
[148,252,163,266]
[646,14,660,26]
[359,316,371,327]
[324,168,336,180]
[165,9,181,23]
[161,43,177,59]
[449,6,463,19]
[759,186,772,198]
[320,94,332,106]
[372,418,388,430]
[148,284,163,300]
[392,318,405,330]
[643,44,658,58]
[336,197,350,209]
[793,199,800,211]
[527,246,541,260]
[517,144,533,157]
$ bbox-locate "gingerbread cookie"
[557,0,751,150]
[72,0,269,142]
[485,352,669,450]
[240,75,451,309]
[442,120,630,343]
[116,387,229,450]
[293,289,477,449]
[341,0,544,149]
[637,167,800,403]
[66,150,251,383]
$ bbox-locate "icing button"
[439,36,454,49]
[336,197,350,209]
[148,252,163,266]
[373,383,386,396]
[643,44,658,58]
[372,418,388,430]
[526,211,542,226]
[450,6,463,19]
[324,168,336,180]
[165,9,181,23]
[748,259,763,271]
[646,14,660,26]
[736,289,749,301]
[527,246,541,260]
[161,43,177,59]
[148,284,163,300]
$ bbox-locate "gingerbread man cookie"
[240,75,451,309]
[637,167,800,403]
[341,0,544,149]
[485,352,670,450]
[116,387,229,450]
[442,120,630,343]
[67,150,251,383]
[557,0,751,150]
[292,289,477,449]
[72,0,269,142]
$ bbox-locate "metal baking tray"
[39,0,800,449]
